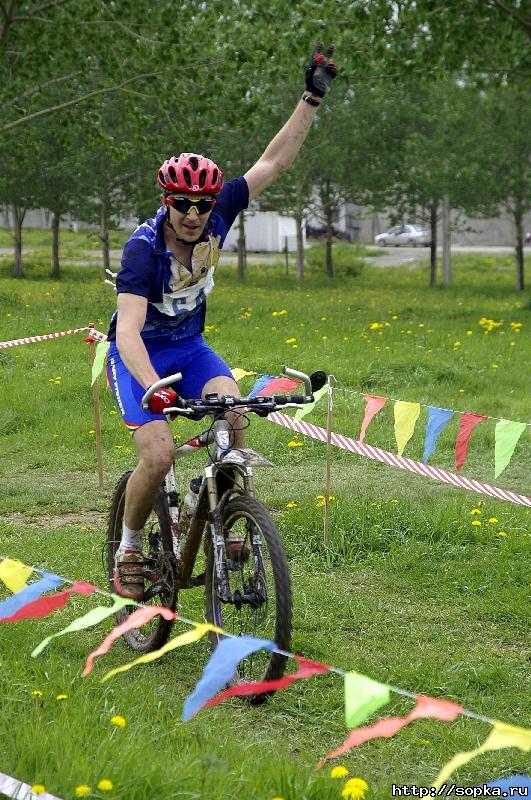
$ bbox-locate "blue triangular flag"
[483,776,531,792]
[182,635,274,720]
[0,572,63,618]
[423,406,453,463]
[249,375,274,398]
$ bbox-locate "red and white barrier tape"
[0,327,108,349]
[0,771,63,800]
[268,412,531,508]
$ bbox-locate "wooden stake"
[87,322,104,489]
[323,374,335,547]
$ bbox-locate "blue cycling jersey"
[107,176,249,342]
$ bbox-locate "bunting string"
[1,554,529,783]
[267,412,531,507]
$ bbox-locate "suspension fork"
[204,465,232,602]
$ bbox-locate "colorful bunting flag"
[31,595,131,657]
[359,395,386,442]
[230,367,256,382]
[494,419,527,478]
[0,581,96,623]
[455,412,488,471]
[319,695,463,767]
[344,672,391,729]
[433,721,531,789]
[82,605,176,677]
[182,635,275,720]
[203,656,329,710]
[257,377,301,396]
[294,384,328,421]
[0,558,33,593]
[394,401,421,456]
[101,622,221,682]
[0,573,63,619]
[91,340,110,385]
[481,776,531,793]
[423,407,454,463]
[249,375,274,397]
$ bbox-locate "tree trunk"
[51,210,60,278]
[325,207,334,278]
[429,203,438,288]
[237,210,246,281]
[513,205,525,291]
[295,210,304,281]
[11,204,25,278]
[100,188,110,279]
[442,193,451,287]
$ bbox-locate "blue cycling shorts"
[106,335,233,432]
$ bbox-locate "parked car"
[375,224,430,247]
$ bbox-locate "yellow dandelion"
[466,330,473,336]
[288,440,303,447]
[369,322,382,330]
[285,337,296,344]
[97,779,113,792]
[342,777,369,799]
[111,715,126,728]
[75,786,91,797]
[32,690,43,697]
[286,501,300,509]
[471,520,482,526]
[488,517,498,523]
[330,765,349,779]
[56,693,68,701]
[88,429,95,435]
[31,786,46,795]
[497,531,508,537]
[470,509,481,515]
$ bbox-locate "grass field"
[0,240,529,800]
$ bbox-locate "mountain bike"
[106,367,325,689]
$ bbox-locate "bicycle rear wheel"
[106,471,178,652]
[205,495,292,700]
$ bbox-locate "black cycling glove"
[305,43,337,98]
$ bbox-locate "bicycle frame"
[163,438,258,602]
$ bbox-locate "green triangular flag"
[91,340,110,385]
[494,419,527,478]
[345,671,391,728]
[294,385,328,421]
[32,595,131,657]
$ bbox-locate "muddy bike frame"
[140,367,315,606]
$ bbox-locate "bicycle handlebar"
[140,367,315,419]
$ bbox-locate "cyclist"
[107,44,337,600]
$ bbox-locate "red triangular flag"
[257,377,301,396]
[359,395,386,442]
[455,412,487,471]
[203,655,329,711]
[318,695,463,767]
[0,581,96,623]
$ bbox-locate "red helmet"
[157,153,224,195]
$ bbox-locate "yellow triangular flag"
[101,623,222,682]
[0,558,33,592]
[433,721,531,789]
[394,401,421,456]
[231,368,256,383]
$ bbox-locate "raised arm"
[244,44,337,200]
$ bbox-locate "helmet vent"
[158,169,166,185]
[199,169,206,188]
[212,168,218,185]
[189,156,198,171]
[168,165,176,181]
[183,168,192,188]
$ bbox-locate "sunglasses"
[166,195,216,215]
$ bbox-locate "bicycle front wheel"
[205,495,292,696]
